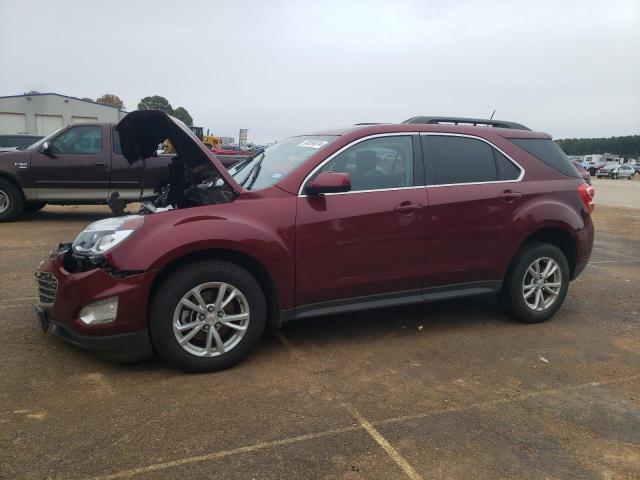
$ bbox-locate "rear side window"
[510,138,580,178]
[423,136,521,185]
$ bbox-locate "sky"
[1,0,639,144]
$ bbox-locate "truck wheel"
[498,241,570,324]
[24,202,46,212]
[150,260,266,372]
[0,178,24,222]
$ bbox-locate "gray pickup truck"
[0,122,171,221]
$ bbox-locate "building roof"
[0,92,127,112]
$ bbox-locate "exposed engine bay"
[137,155,235,214]
[107,109,240,217]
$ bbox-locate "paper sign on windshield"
[297,140,328,149]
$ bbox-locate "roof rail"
[402,116,531,131]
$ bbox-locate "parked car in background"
[34,111,595,372]
[211,144,249,156]
[595,163,635,179]
[571,159,591,185]
[0,122,171,221]
[588,162,609,176]
[0,134,43,150]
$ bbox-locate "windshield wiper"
[242,155,266,190]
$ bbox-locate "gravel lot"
[1,181,639,480]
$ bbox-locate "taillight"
[578,183,595,214]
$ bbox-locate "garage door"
[35,114,64,135]
[71,116,98,123]
[0,112,27,134]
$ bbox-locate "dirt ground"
[0,184,639,479]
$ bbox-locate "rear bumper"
[572,215,595,280]
[34,250,158,360]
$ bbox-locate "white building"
[0,93,127,136]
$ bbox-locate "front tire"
[150,260,266,372]
[0,178,24,222]
[498,242,570,324]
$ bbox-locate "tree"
[96,93,124,110]
[24,90,40,95]
[172,106,193,126]
[137,95,173,114]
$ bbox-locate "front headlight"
[72,215,144,256]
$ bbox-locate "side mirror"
[41,141,53,156]
[305,172,351,196]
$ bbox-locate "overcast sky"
[1,0,638,143]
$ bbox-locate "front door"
[30,124,110,202]
[295,135,428,308]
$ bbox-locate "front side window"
[230,135,338,191]
[51,126,102,155]
[314,136,414,192]
[424,136,520,185]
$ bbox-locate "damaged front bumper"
[34,245,158,361]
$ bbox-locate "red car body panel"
[34,114,594,360]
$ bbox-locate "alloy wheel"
[522,257,562,312]
[173,282,250,357]
[0,189,10,214]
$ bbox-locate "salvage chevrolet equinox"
[34,111,595,372]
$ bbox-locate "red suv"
[34,111,595,372]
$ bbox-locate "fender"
[500,192,591,277]
[106,196,297,309]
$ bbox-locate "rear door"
[421,134,523,287]
[295,134,428,308]
[30,124,110,201]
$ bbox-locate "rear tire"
[24,202,46,212]
[0,178,24,222]
[150,260,266,372]
[498,241,570,324]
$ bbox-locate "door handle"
[394,202,423,214]
[498,190,522,203]
[94,162,107,168]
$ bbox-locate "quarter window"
[51,126,102,155]
[423,136,520,185]
[315,136,414,192]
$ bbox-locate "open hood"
[116,110,241,192]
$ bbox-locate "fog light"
[79,297,118,325]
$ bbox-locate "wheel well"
[0,174,25,200]
[521,227,577,277]
[148,249,280,327]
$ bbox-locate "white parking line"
[74,373,640,480]
[86,425,360,480]
[276,332,424,480]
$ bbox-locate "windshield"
[27,126,66,151]
[603,164,618,170]
[229,135,338,191]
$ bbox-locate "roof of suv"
[311,122,550,139]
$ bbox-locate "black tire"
[0,178,24,222]
[612,173,618,179]
[150,260,266,372]
[497,241,570,324]
[24,202,46,212]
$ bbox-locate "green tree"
[96,93,124,110]
[137,95,173,114]
[172,106,193,126]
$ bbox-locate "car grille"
[35,271,58,304]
